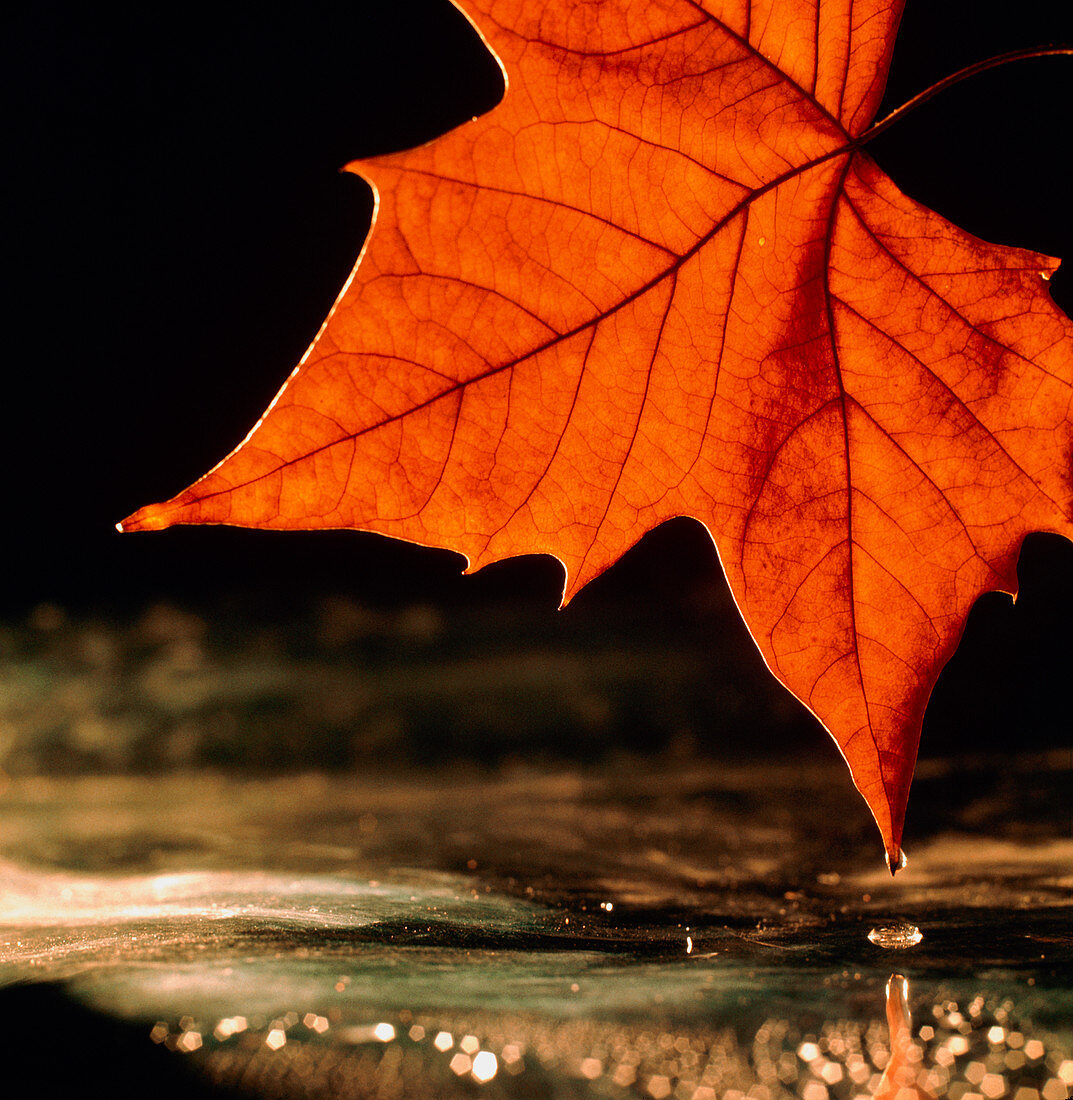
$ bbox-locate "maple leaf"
[120,0,1073,870]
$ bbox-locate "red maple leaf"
[121,0,1073,870]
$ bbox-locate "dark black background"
[6,0,1072,755]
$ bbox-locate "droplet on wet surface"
[868,920,923,949]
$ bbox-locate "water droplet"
[868,920,922,949]
[886,846,908,874]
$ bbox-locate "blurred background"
[3,0,1071,785]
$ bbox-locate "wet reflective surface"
[0,757,1069,1098]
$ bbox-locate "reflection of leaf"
[121,0,1073,867]
[875,974,933,1100]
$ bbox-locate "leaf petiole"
[860,46,1073,146]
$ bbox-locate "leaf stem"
[859,46,1073,146]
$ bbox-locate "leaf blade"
[121,0,1073,865]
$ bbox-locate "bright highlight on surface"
[471,1050,498,1082]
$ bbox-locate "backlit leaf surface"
[122,0,1073,867]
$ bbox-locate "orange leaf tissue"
[120,0,1073,871]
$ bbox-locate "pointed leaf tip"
[117,501,180,534]
[886,846,907,877]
